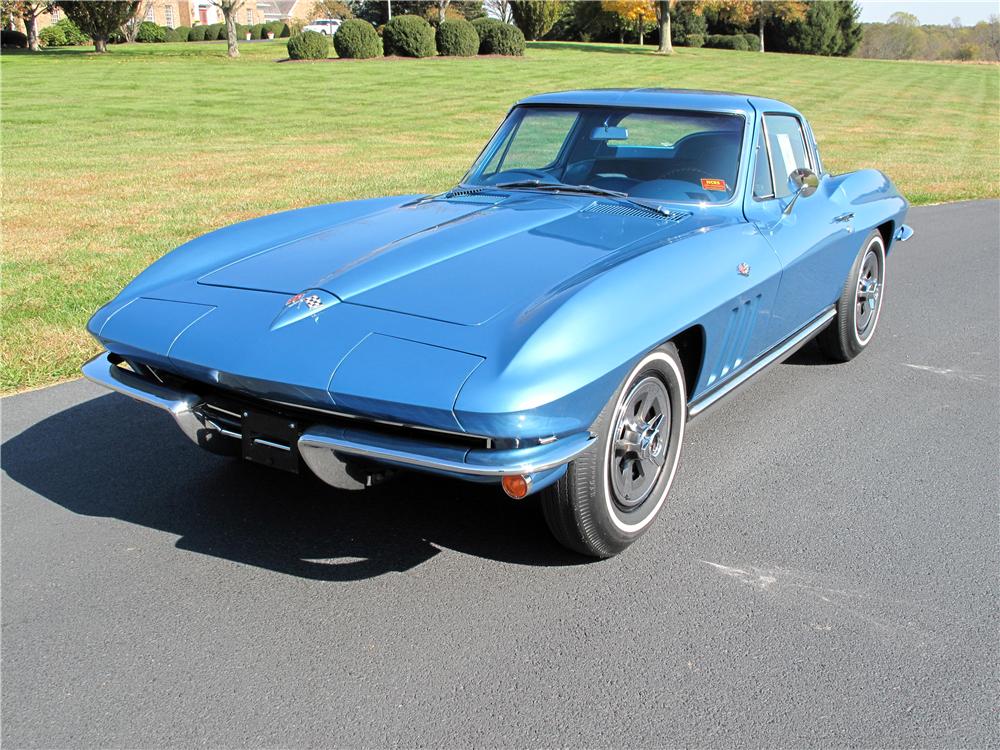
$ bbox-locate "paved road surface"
[3,201,998,748]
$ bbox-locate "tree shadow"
[527,41,656,56]
[1,393,588,581]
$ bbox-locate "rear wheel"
[541,343,686,558]
[819,230,886,362]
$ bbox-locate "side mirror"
[783,167,820,215]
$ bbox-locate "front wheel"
[541,343,687,558]
[818,229,886,362]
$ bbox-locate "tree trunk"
[657,1,672,54]
[638,26,643,46]
[94,35,108,53]
[224,8,239,57]
[758,12,765,52]
[25,15,39,50]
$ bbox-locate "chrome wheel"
[855,245,882,343]
[609,375,670,509]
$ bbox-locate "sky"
[857,1,998,26]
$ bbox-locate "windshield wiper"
[495,180,674,218]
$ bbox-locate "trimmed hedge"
[164,27,183,42]
[478,21,525,56]
[436,18,478,56]
[471,16,500,39]
[1,29,27,48]
[188,25,206,41]
[705,34,750,51]
[742,33,760,51]
[264,21,288,38]
[250,24,265,39]
[333,19,382,59]
[287,30,330,59]
[684,33,705,48]
[136,21,166,42]
[173,25,191,42]
[383,14,436,57]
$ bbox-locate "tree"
[887,11,918,27]
[57,1,139,52]
[602,0,656,45]
[435,0,449,22]
[483,0,513,24]
[768,0,861,57]
[121,0,151,43]
[509,0,562,41]
[310,0,352,20]
[210,0,244,57]
[655,0,672,53]
[708,0,806,52]
[973,15,1000,61]
[12,1,52,50]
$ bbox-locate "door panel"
[745,113,857,343]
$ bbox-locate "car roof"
[516,88,800,117]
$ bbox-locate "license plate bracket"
[241,410,300,473]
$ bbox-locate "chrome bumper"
[82,352,594,484]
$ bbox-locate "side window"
[752,128,773,200]
[484,110,577,175]
[764,114,810,197]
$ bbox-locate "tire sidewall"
[850,232,886,351]
[588,345,686,548]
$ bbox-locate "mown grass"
[1,39,997,392]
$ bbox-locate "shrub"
[136,21,166,42]
[264,21,285,38]
[741,33,760,51]
[287,30,330,59]
[478,21,525,56]
[705,33,750,51]
[215,24,231,40]
[436,18,478,56]
[471,16,502,44]
[279,23,291,38]
[1,29,27,48]
[39,24,66,47]
[173,25,191,41]
[250,24,264,39]
[164,27,182,42]
[383,14,436,57]
[188,25,206,41]
[333,19,382,58]
[685,33,705,48]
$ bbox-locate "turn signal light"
[502,474,531,499]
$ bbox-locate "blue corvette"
[84,89,912,557]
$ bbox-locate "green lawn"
[1,39,997,392]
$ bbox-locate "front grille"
[142,364,491,451]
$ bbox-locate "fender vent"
[583,201,689,224]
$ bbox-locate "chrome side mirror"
[783,167,820,215]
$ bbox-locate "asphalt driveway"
[2,200,998,748]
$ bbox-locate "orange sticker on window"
[700,178,728,192]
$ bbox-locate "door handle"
[833,212,855,223]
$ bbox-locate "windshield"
[464,105,745,204]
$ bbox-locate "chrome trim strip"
[253,437,290,452]
[688,307,836,420]
[298,425,594,480]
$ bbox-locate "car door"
[744,111,857,344]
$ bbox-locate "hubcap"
[855,248,881,339]
[610,376,670,509]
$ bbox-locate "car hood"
[197,192,695,326]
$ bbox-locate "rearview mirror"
[783,167,820,215]
[592,126,628,141]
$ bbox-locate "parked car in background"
[83,89,911,558]
[303,18,341,36]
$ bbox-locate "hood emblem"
[272,289,339,331]
[737,262,751,277]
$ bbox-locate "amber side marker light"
[502,474,531,499]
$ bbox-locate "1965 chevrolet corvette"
[84,89,912,557]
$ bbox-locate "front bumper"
[81,352,594,492]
